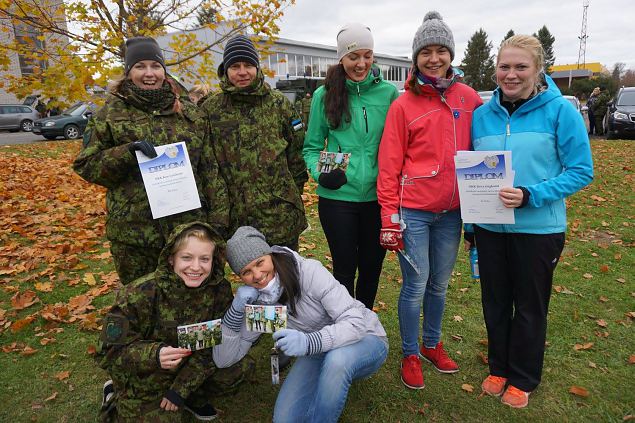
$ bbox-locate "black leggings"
[318,197,386,309]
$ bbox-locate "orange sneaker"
[401,354,424,390]
[481,375,507,397]
[501,385,530,408]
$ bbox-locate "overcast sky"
[277,0,634,71]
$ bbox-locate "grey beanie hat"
[412,11,455,62]
[336,23,374,61]
[226,226,272,274]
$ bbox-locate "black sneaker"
[184,403,218,421]
[101,380,114,409]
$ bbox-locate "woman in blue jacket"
[468,35,593,409]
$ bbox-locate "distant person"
[189,83,210,106]
[222,226,388,423]
[301,92,312,128]
[201,34,308,250]
[97,222,254,421]
[377,11,481,390]
[303,23,398,309]
[591,90,610,136]
[73,36,228,285]
[586,86,600,135]
[468,34,593,408]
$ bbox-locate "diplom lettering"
[148,161,185,173]
[463,172,504,180]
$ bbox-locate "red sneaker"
[419,341,459,373]
[401,354,424,389]
[501,385,531,408]
[481,375,507,397]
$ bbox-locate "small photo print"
[245,304,287,333]
[177,319,222,351]
[317,151,350,174]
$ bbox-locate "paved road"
[0,131,49,145]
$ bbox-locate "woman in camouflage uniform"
[201,35,308,250]
[97,222,255,422]
[73,36,228,285]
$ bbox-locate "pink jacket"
[377,79,481,226]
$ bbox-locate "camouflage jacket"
[73,80,229,248]
[96,222,233,420]
[201,71,308,246]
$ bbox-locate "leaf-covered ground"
[0,140,633,422]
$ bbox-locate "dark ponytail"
[271,251,301,317]
[324,64,350,129]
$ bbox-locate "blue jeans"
[398,208,461,356]
[273,335,388,423]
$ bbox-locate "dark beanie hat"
[124,37,166,74]
[218,35,260,76]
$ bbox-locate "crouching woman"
[96,222,254,422]
[222,226,388,423]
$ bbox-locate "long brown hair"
[324,64,350,129]
[271,251,301,317]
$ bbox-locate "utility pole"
[577,0,589,69]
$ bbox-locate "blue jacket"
[470,76,593,234]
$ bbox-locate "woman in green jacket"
[303,23,398,309]
[73,36,228,285]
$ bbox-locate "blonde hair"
[189,84,210,98]
[171,226,215,256]
[498,34,545,72]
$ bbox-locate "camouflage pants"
[102,355,256,422]
[110,241,162,285]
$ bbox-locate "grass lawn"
[0,140,633,422]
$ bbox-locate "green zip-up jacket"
[73,80,229,249]
[202,70,308,246]
[303,66,398,202]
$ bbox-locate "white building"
[0,0,69,103]
[156,25,412,90]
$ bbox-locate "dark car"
[32,102,97,140]
[605,87,635,140]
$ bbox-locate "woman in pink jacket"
[377,11,481,390]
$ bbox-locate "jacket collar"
[345,65,383,95]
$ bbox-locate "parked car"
[0,104,40,132]
[605,87,635,140]
[563,95,583,114]
[478,90,494,103]
[32,102,97,140]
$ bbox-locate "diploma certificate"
[136,142,201,219]
[454,151,515,224]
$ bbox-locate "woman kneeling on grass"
[222,226,388,423]
[97,222,255,422]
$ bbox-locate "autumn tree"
[534,25,555,73]
[622,69,635,87]
[611,62,625,85]
[0,0,295,106]
[460,28,496,91]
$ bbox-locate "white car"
[563,95,582,114]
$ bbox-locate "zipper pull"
[506,122,510,136]
[362,107,368,133]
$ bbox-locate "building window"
[13,21,47,75]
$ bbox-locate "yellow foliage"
[0,0,295,103]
